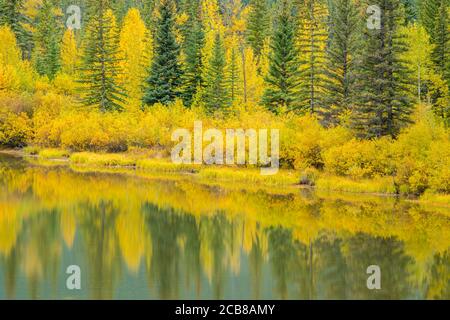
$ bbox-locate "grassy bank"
[2,147,446,206]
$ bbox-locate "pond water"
[0,153,448,300]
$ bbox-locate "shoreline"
[1,148,449,207]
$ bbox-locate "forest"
[0,0,449,200]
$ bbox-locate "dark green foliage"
[34,0,63,80]
[401,0,418,23]
[143,0,183,106]
[181,0,204,107]
[323,0,361,126]
[353,0,414,138]
[203,33,230,114]
[79,0,126,112]
[227,47,241,105]
[420,0,450,86]
[262,0,302,114]
[0,0,32,59]
[247,0,271,57]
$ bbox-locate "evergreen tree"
[0,0,32,59]
[262,0,302,114]
[181,0,204,107]
[420,0,450,86]
[401,0,418,23]
[297,0,329,115]
[203,33,230,114]
[247,0,271,58]
[143,0,183,106]
[323,0,361,126]
[34,0,63,80]
[353,0,413,138]
[79,0,126,112]
[227,47,242,105]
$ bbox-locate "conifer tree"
[227,47,242,106]
[420,0,450,86]
[143,0,183,106]
[247,0,270,58]
[203,33,230,114]
[262,0,302,114]
[323,0,361,126]
[297,0,329,115]
[34,0,63,80]
[353,0,413,138]
[79,0,126,112]
[181,0,204,107]
[0,0,32,59]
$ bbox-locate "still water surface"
[0,154,449,300]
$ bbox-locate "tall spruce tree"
[420,0,450,86]
[203,33,230,114]
[143,0,183,106]
[247,0,271,58]
[227,47,242,105]
[353,0,413,138]
[323,0,361,126]
[79,0,126,112]
[297,0,329,115]
[262,0,302,114]
[34,0,63,80]
[0,0,32,59]
[181,0,205,107]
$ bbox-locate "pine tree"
[203,33,230,114]
[297,0,329,115]
[420,0,450,86]
[262,0,302,114]
[227,47,242,106]
[323,0,361,126]
[34,0,63,80]
[143,0,183,106]
[401,0,418,23]
[181,0,205,107]
[246,0,270,58]
[0,0,32,59]
[79,0,126,112]
[353,0,413,138]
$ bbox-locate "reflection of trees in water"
[342,235,413,299]
[0,157,449,299]
[79,201,122,300]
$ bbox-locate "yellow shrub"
[0,110,32,147]
[323,137,395,179]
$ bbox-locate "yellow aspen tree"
[201,0,225,77]
[0,25,23,91]
[258,38,270,78]
[242,47,264,108]
[60,29,79,75]
[117,8,152,111]
[297,0,329,114]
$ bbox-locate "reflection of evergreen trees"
[343,235,413,300]
[79,201,122,300]
[0,157,449,300]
